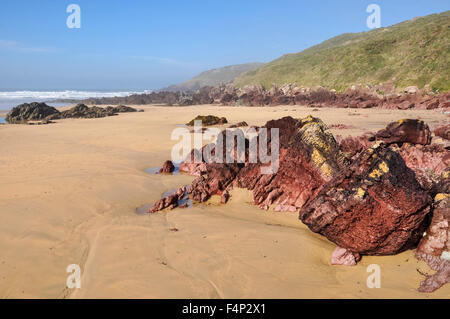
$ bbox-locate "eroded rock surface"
[147,115,448,291]
[299,142,431,255]
[6,102,59,124]
[148,187,187,214]
[374,119,432,145]
[331,247,361,266]
[416,194,450,292]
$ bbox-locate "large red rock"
[299,142,431,255]
[416,194,450,292]
[235,116,347,211]
[374,119,432,145]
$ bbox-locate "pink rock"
[331,247,361,266]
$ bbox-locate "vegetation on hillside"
[235,11,450,92]
[165,62,264,91]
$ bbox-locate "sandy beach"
[0,105,448,299]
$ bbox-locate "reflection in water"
[0,117,6,124]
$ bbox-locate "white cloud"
[0,40,56,53]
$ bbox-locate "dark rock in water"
[416,194,450,293]
[187,115,228,126]
[5,102,60,124]
[299,142,431,256]
[159,160,175,174]
[433,124,450,141]
[374,119,432,145]
[149,187,187,213]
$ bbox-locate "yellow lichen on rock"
[355,187,366,199]
[379,161,389,173]
[434,193,449,202]
[369,161,389,179]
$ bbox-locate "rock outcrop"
[299,142,431,255]
[159,160,175,174]
[397,143,450,194]
[5,102,59,124]
[6,102,139,124]
[374,119,432,145]
[433,124,450,141]
[235,116,347,211]
[416,194,450,292]
[55,104,117,119]
[65,83,450,110]
[147,115,448,290]
[186,115,228,126]
[148,187,187,213]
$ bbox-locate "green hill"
[235,11,450,92]
[164,62,264,91]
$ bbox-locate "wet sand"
[0,105,448,298]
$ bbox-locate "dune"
[0,105,448,298]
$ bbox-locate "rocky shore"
[5,102,140,124]
[149,115,449,292]
[66,83,450,110]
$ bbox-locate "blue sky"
[0,0,448,90]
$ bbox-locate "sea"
[0,89,152,112]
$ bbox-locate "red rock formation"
[335,134,373,159]
[299,142,431,255]
[235,116,347,211]
[433,124,450,141]
[149,187,186,213]
[396,143,450,194]
[159,160,175,174]
[374,119,432,145]
[416,194,450,292]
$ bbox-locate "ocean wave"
[0,90,152,100]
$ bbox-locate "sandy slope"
[0,105,448,298]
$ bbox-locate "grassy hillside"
[165,62,264,91]
[235,11,450,92]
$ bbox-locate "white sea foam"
[0,90,152,110]
[0,90,151,100]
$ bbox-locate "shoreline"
[0,105,448,298]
